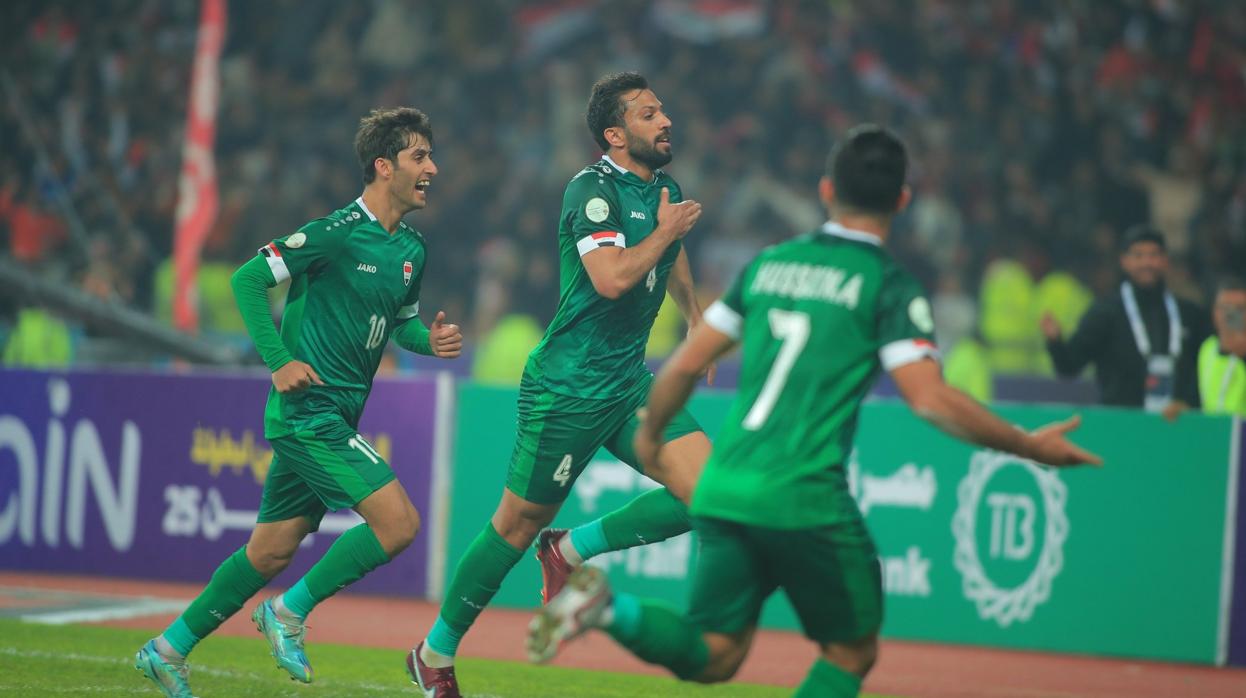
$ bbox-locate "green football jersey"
[257,197,426,438]
[692,221,938,529]
[525,156,684,399]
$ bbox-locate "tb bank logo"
[952,451,1069,628]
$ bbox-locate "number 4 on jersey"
[553,454,573,487]
[742,309,810,430]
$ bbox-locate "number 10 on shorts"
[553,454,573,487]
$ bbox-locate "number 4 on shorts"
[553,454,573,487]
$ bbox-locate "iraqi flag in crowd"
[172,0,226,334]
[516,0,596,59]
[651,0,766,44]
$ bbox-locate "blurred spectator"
[1198,276,1246,416]
[2,306,73,368]
[0,0,1243,376]
[979,259,1040,374]
[1042,226,1210,413]
[5,184,67,264]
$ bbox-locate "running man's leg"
[528,516,765,683]
[251,423,410,683]
[780,518,882,698]
[549,379,706,569]
[278,480,418,620]
[137,448,316,696]
[267,423,413,623]
[416,378,615,677]
[422,491,557,664]
[152,444,319,661]
[793,635,877,698]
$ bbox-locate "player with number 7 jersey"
[693,224,936,529]
[531,124,1100,698]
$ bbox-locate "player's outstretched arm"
[891,358,1103,467]
[581,187,701,299]
[634,322,736,471]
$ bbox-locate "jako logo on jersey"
[630,210,647,220]
[403,261,413,286]
[356,263,377,274]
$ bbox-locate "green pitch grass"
[0,618,897,697]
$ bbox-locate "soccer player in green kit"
[409,72,713,697]
[134,107,462,697]
[528,125,1102,697]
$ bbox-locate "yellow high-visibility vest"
[1198,337,1246,416]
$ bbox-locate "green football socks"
[588,487,690,556]
[160,546,267,657]
[794,658,862,697]
[281,523,390,619]
[605,593,709,680]
[426,523,524,657]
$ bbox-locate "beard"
[626,130,673,169]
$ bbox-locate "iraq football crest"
[403,260,413,286]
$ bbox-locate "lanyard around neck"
[1120,282,1181,358]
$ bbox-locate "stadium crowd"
[2,0,1245,378]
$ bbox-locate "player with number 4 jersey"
[136,108,462,698]
[409,72,716,698]
[530,125,1101,698]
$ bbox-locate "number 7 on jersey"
[741,309,810,430]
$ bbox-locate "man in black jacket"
[1041,226,1210,413]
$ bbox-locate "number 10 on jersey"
[365,314,386,349]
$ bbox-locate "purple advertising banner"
[0,368,439,598]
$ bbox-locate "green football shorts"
[506,372,703,504]
[257,417,396,531]
[687,515,883,644]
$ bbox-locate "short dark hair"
[826,124,908,215]
[1217,275,1246,295]
[1120,224,1167,253]
[354,107,433,184]
[586,72,649,151]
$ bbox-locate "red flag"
[173,0,226,333]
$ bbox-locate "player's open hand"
[1025,414,1102,467]
[273,360,323,394]
[430,311,462,359]
[656,187,702,240]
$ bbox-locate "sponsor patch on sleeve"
[585,197,610,223]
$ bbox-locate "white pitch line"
[20,598,191,626]
[0,647,419,695]
[0,686,145,694]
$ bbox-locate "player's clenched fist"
[430,310,462,359]
[656,187,701,239]
[272,360,324,393]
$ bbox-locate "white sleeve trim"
[397,302,420,321]
[880,338,941,371]
[704,300,743,340]
[259,243,290,284]
[576,231,626,256]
